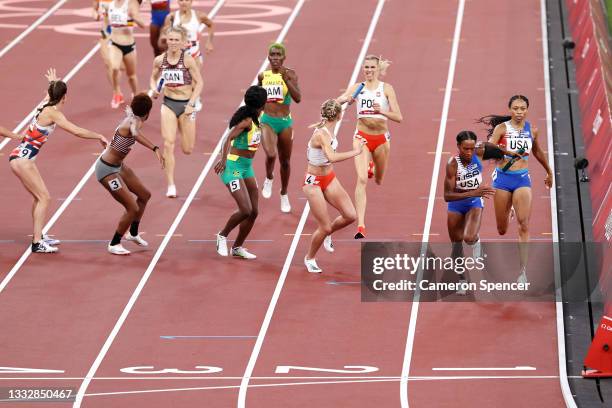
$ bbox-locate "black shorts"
[111,41,135,56]
[163,96,189,118]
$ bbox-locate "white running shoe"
[262,178,273,198]
[280,194,291,213]
[517,270,528,285]
[470,239,482,259]
[42,234,61,246]
[108,243,130,255]
[231,246,256,259]
[125,233,148,247]
[32,240,58,253]
[323,235,334,253]
[304,256,322,273]
[216,233,228,257]
[166,184,177,198]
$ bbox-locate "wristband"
[153,146,159,152]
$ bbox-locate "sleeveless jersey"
[261,70,291,105]
[356,81,389,120]
[454,154,482,191]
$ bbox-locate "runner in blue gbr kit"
[477,95,553,282]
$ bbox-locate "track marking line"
[160,336,257,339]
[0,45,101,152]
[0,375,574,381]
[538,0,576,405]
[400,1,466,407]
[0,0,69,59]
[71,0,302,405]
[237,1,387,406]
[431,366,536,371]
[77,375,572,399]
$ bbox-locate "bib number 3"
[108,178,123,191]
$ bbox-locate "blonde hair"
[309,99,342,129]
[364,54,391,77]
[165,25,187,40]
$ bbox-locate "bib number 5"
[229,179,241,192]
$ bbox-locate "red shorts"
[303,171,336,191]
[355,129,390,152]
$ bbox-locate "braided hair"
[476,95,530,139]
[229,86,267,128]
[456,130,477,145]
[309,99,342,129]
[36,80,67,119]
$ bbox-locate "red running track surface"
[0,0,569,407]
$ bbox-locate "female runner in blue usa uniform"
[478,95,553,282]
[444,131,519,290]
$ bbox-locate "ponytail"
[229,86,267,128]
[364,54,391,77]
[309,99,342,129]
[476,95,530,139]
[475,115,511,139]
[36,80,67,119]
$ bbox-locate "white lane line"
[539,0,577,406]
[0,44,101,152]
[399,1,466,407]
[0,0,69,59]
[236,1,387,406]
[0,0,224,293]
[432,366,536,371]
[79,375,569,398]
[71,0,302,406]
[0,375,574,381]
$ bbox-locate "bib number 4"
[304,174,318,186]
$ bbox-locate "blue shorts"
[492,168,531,192]
[447,196,484,215]
[151,9,169,27]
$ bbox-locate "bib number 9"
[19,146,34,159]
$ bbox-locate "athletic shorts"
[9,142,39,161]
[95,157,122,182]
[354,129,390,152]
[260,112,293,134]
[163,96,189,118]
[151,9,170,27]
[492,168,531,192]
[111,41,135,56]
[303,171,336,191]
[447,196,484,215]
[220,155,255,187]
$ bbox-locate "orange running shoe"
[367,160,375,179]
[111,92,124,109]
[354,226,366,239]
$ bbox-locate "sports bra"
[307,127,338,167]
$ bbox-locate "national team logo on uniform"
[376,92,381,97]
[232,170,240,177]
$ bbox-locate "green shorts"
[260,112,293,134]
[220,155,255,185]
